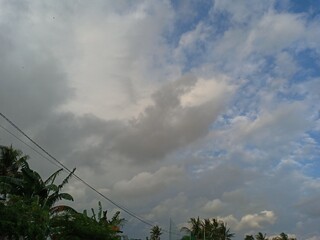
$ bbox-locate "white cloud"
[202,199,226,214]
[274,51,299,77]
[237,210,277,230]
[243,12,305,55]
[217,211,277,231]
[54,1,176,120]
[180,76,233,107]
[144,192,189,221]
[227,102,310,149]
[113,166,184,198]
[174,21,211,63]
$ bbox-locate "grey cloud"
[0,47,72,128]
[1,1,320,239]
[30,74,230,171]
[34,112,124,169]
[144,192,189,221]
[112,75,228,162]
[112,165,184,199]
[295,194,320,218]
[186,164,254,203]
[0,1,73,129]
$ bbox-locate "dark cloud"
[33,112,124,169]
[112,75,228,162]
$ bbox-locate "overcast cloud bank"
[1,1,320,239]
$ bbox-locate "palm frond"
[57,168,76,191]
[46,192,74,208]
[98,201,102,221]
[180,226,191,233]
[44,168,63,185]
[45,184,59,193]
[50,205,77,215]
[91,208,97,221]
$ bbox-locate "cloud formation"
[113,75,233,162]
[1,1,320,239]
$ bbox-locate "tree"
[244,235,255,240]
[271,233,296,240]
[181,217,235,240]
[203,218,212,240]
[150,225,163,240]
[255,232,267,240]
[181,235,191,240]
[181,217,203,240]
[0,145,76,239]
[0,145,130,239]
[0,145,28,177]
[279,232,289,240]
[218,222,235,240]
[51,202,126,240]
[0,145,29,200]
[0,195,50,239]
[4,163,76,214]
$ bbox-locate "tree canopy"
[0,145,125,240]
[1,145,298,240]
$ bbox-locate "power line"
[0,112,155,228]
[0,112,182,237]
[0,124,62,169]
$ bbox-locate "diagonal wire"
[0,112,154,227]
[0,112,182,236]
[0,124,62,169]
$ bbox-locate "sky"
[0,0,320,239]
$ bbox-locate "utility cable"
[0,112,154,227]
[0,124,62,169]
[0,112,182,237]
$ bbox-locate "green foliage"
[0,145,29,177]
[181,235,191,240]
[0,195,50,239]
[255,232,267,240]
[50,201,125,240]
[51,212,113,240]
[270,232,297,240]
[1,145,296,240]
[150,225,162,240]
[246,232,296,240]
[244,235,255,240]
[0,145,128,240]
[181,217,234,240]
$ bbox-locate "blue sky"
[1,1,320,239]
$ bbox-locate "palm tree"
[244,235,255,240]
[181,217,235,240]
[271,233,296,240]
[0,145,29,200]
[50,202,126,240]
[42,168,76,214]
[218,222,235,240]
[5,163,75,214]
[279,233,289,240]
[202,218,212,240]
[255,232,267,240]
[150,225,162,240]
[0,145,29,177]
[181,217,203,240]
[97,206,126,234]
[0,146,77,239]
